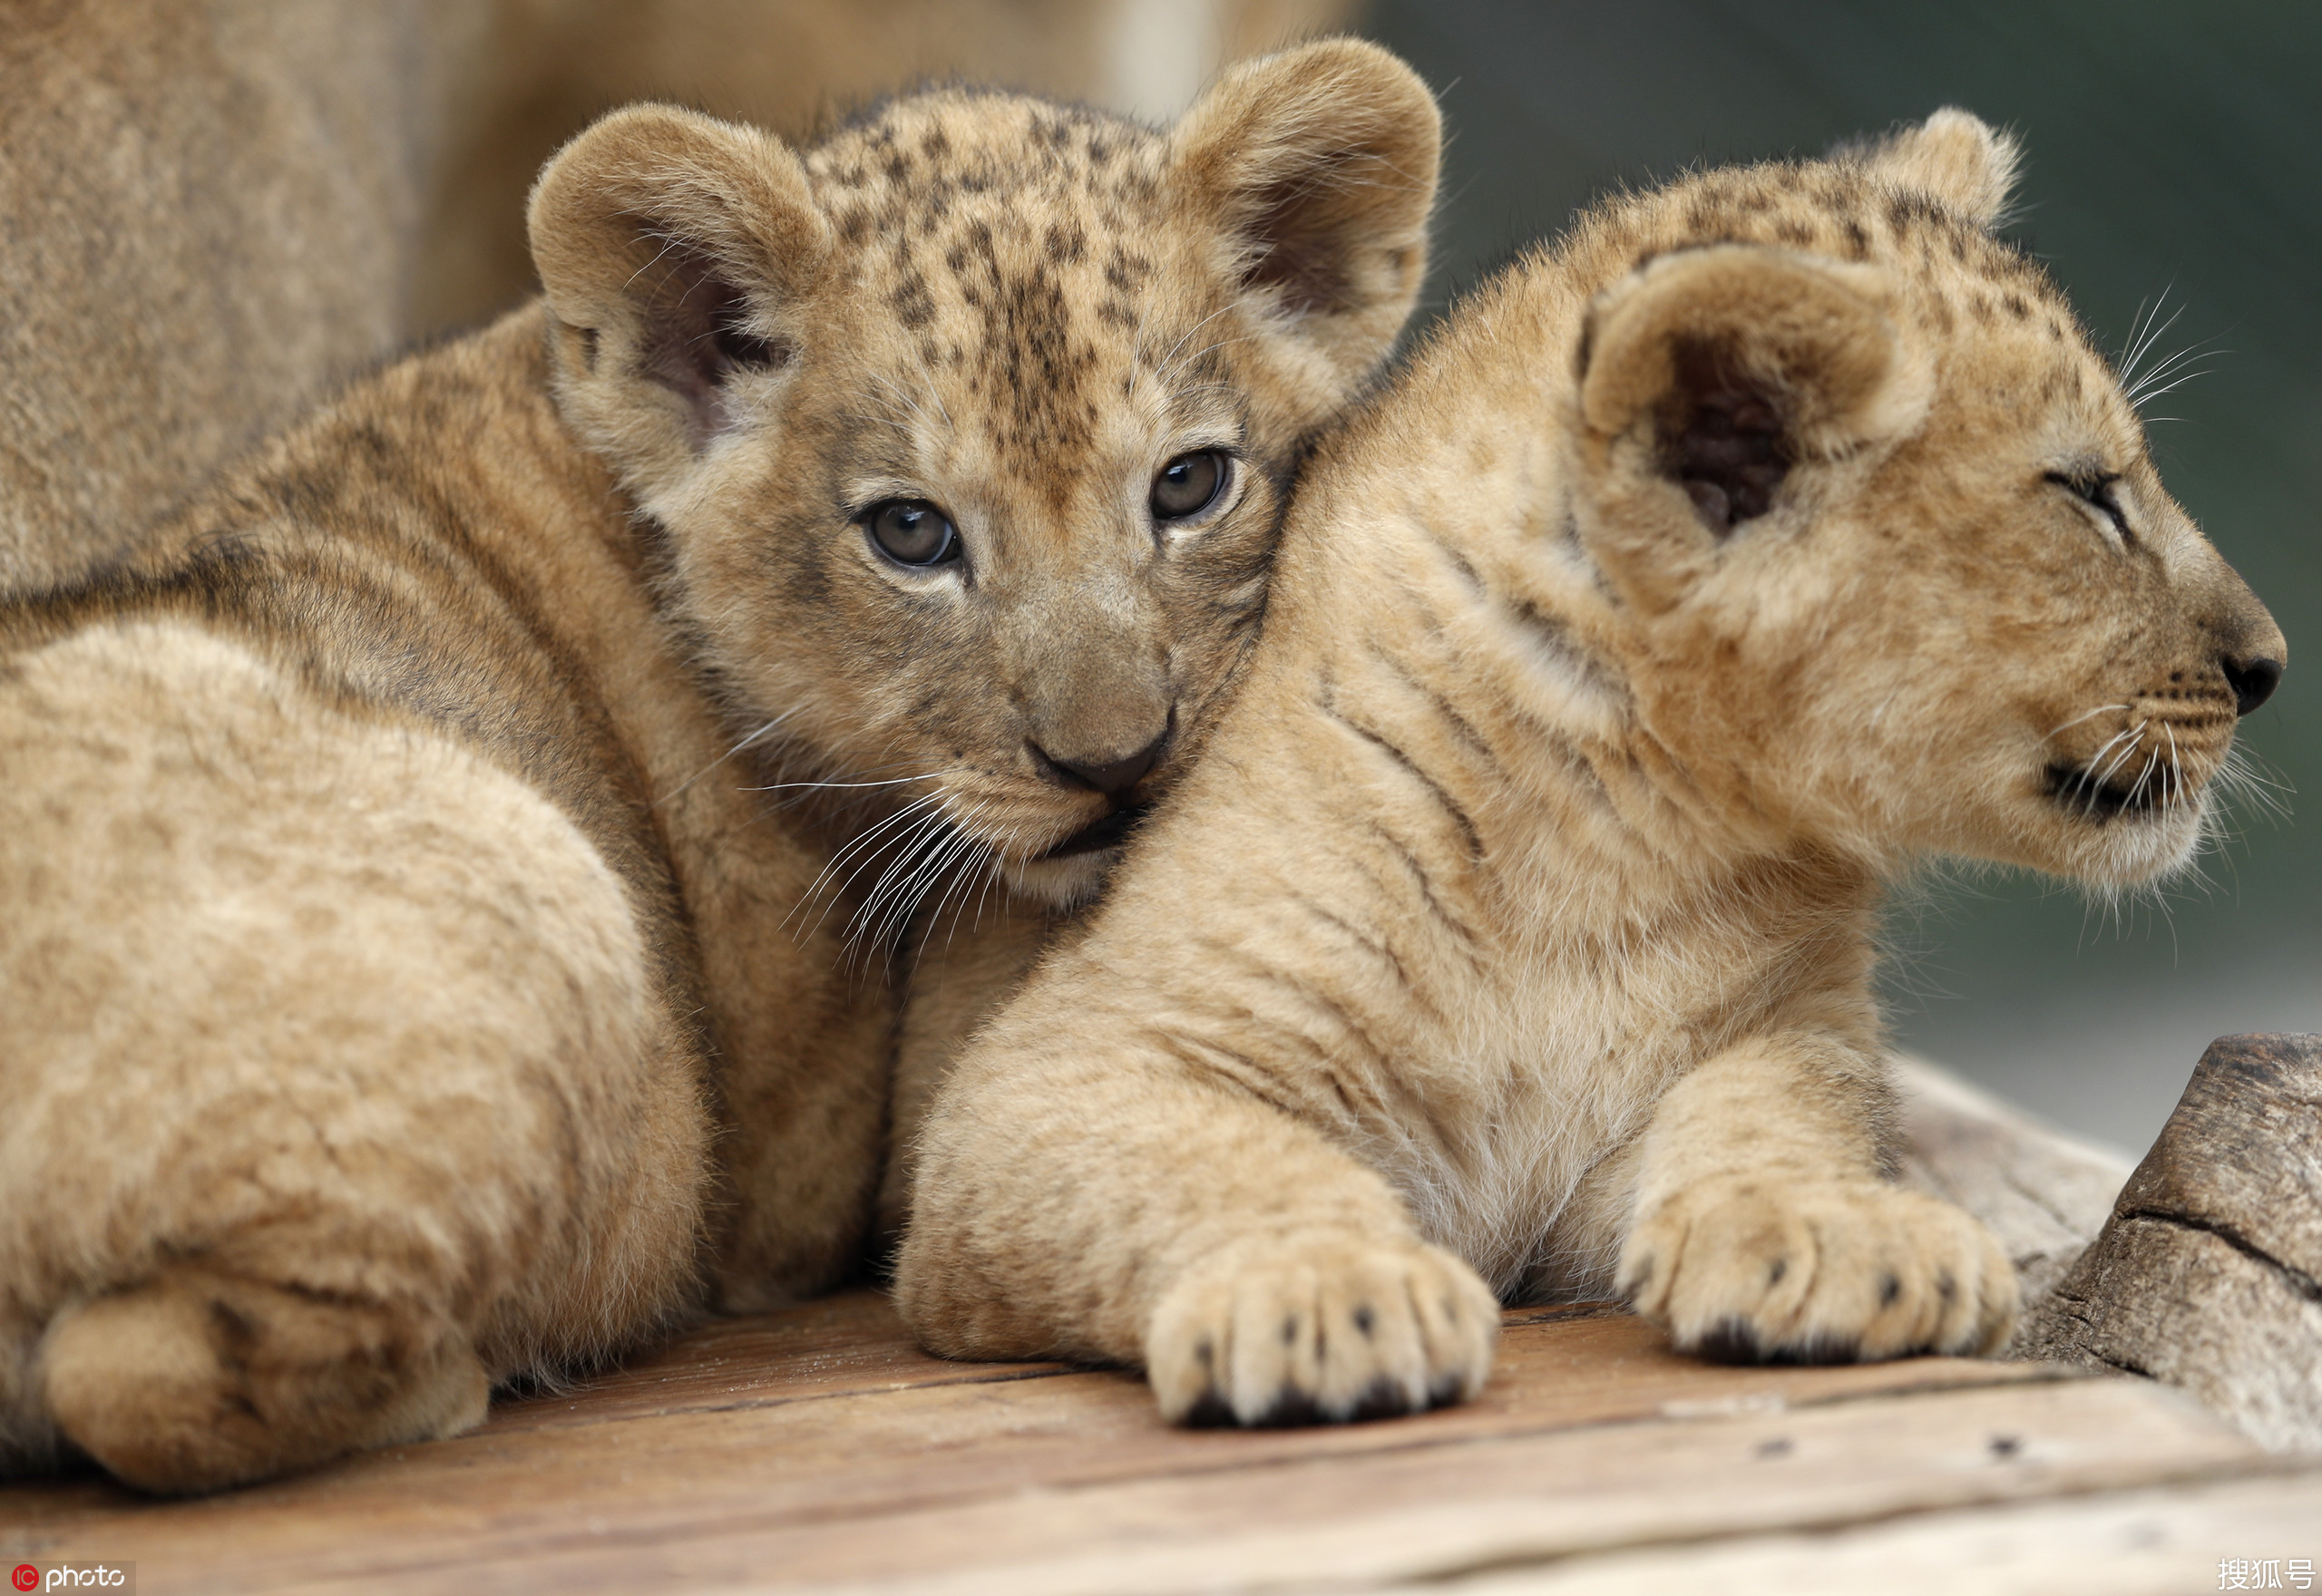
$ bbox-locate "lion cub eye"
[2044,471,2133,545]
[1150,451,1228,521]
[865,500,961,567]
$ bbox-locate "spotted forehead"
[1654,164,2067,316]
[1624,161,2132,413]
[805,92,1232,473]
[806,92,1169,219]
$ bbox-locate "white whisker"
[786,793,946,941]
[656,707,803,805]
[743,772,938,794]
[2042,703,2131,743]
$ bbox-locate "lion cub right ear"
[528,104,833,501]
[1166,39,1441,429]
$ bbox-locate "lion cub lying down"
[895,110,2288,1423]
[0,43,1438,1490]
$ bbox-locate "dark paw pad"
[1694,1318,1762,1365]
[1254,1387,1323,1428]
[1181,1388,1235,1429]
[1770,1333,1860,1367]
[1347,1377,1411,1423]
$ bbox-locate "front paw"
[1618,1176,2016,1362]
[1146,1231,1498,1426]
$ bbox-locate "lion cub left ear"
[1166,39,1441,427]
[1849,107,2022,229]
[528,104,833,501]
[1573,243,1931,613]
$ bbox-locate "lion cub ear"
[1166,39,1440,425]
[1573,244,1930,613]
[527,103,833,499]
[1849,108,2022,229]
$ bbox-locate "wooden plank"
[1406,1470,2322,1596]
[461,1295,2061,1440]
[225,1377,2265,1595]
[0,1299,999,1542]
[0,1303,2065,1590]
[483,1289,1070,1435]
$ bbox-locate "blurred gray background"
[1361,0,2321,1153]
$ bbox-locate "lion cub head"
[524,43,1438,922]
[1560,112,2284,889]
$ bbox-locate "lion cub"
[895,111,2287,1424]
[0,42,1438,1490]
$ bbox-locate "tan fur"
[0,47,1435,1491]
[895,112,2288,1426]
[0,0,486,593]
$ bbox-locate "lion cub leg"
[1615,1042,2017,1361]
[873,897,1063,1253]
[40,1266,486,1494]
[901,1051,1498,1426]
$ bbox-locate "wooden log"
[1891,1054,2132,1310]
[2015,1033,2322,1454]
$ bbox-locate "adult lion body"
[0,0,477,592]
[0,0,1352,593]
[895,112,2287,1423]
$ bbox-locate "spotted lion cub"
[896,111,2286,1423]
[0,42,1438,1490]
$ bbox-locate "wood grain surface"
[2,1289,2307,1593]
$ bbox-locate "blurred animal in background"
[0,0,1356,592]
[416,0,1366,336]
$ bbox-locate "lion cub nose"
[1036,727,1169,795]
[2224,653,2285,716]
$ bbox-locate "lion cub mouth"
[1039,803,1152,860]
[2044,757,2178,822]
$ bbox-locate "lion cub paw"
[40,1264,488,1494]
[1618,1177,2017,1363]
[1146,1232,1498,1426]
